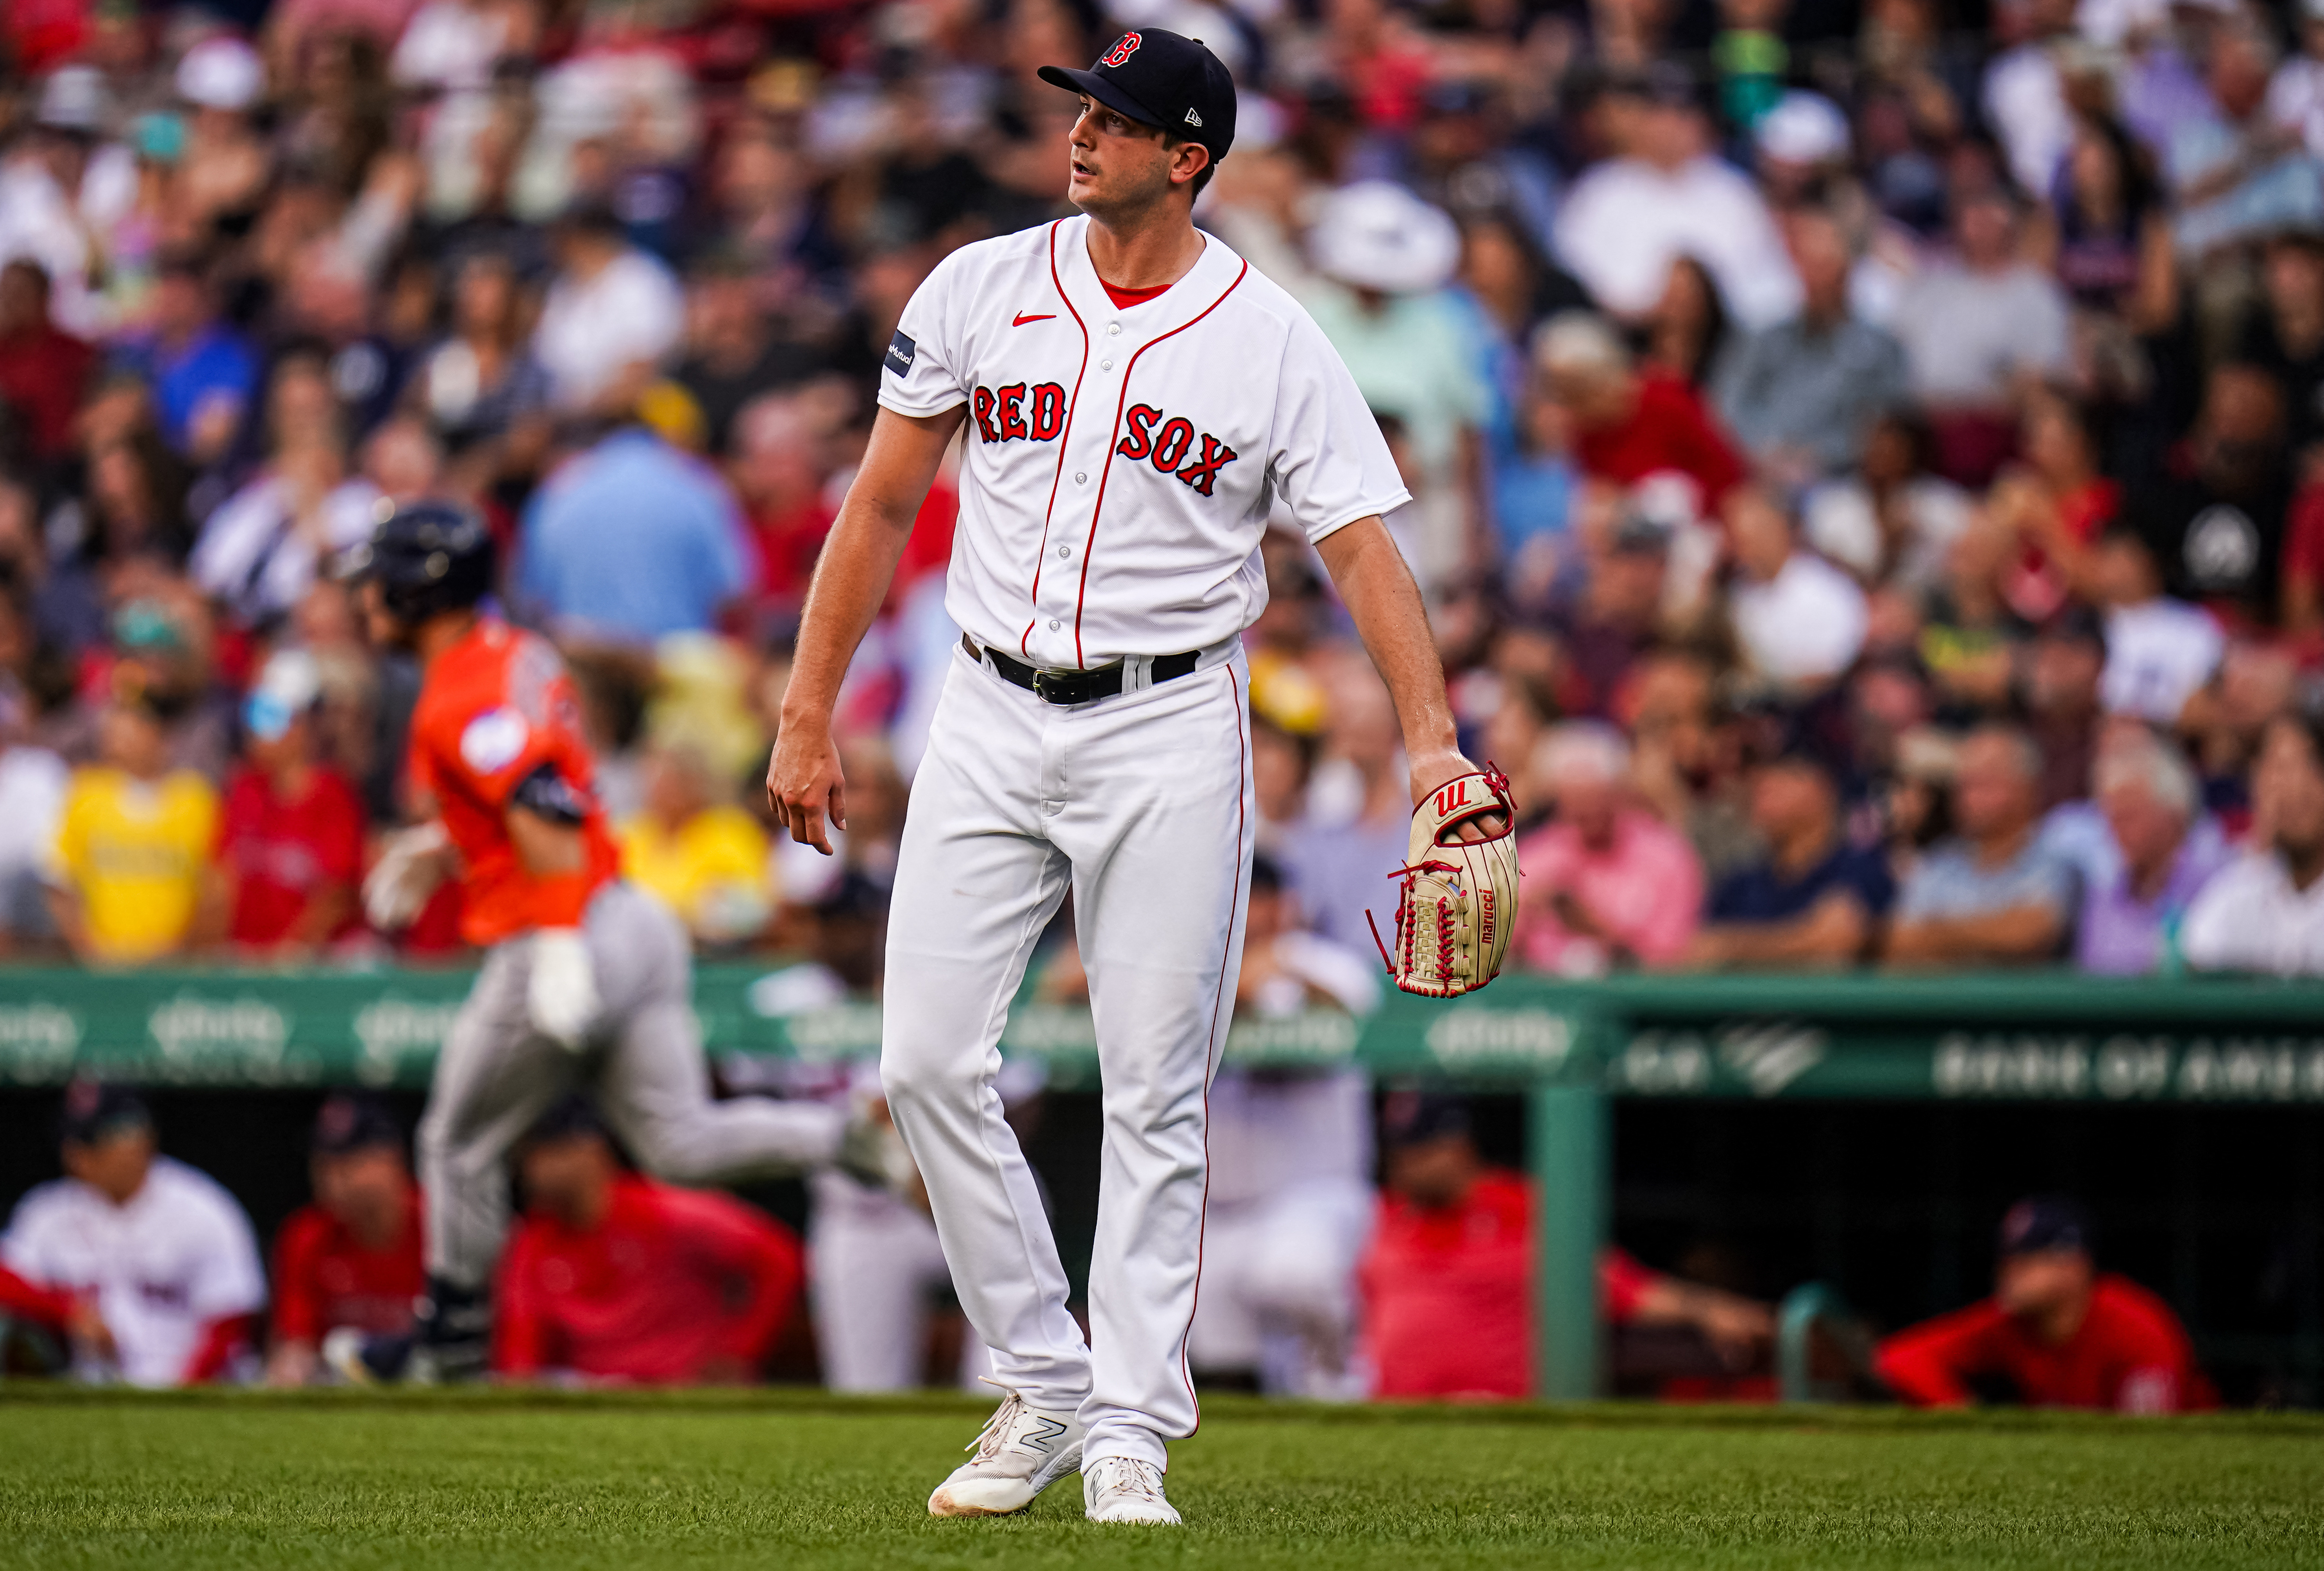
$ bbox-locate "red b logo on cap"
[1102,31,1140,66]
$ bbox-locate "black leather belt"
[964,634,1201,705]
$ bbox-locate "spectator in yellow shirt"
[616,741,773,946]
[45,685,219,964]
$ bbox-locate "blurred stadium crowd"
[0,0,2313,1404]
[6,0,2324,980]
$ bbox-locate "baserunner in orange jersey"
[338,501,889,1382]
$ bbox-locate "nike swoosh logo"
[1012,312,1056,326]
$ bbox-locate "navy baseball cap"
[1999,1195,2093,1257]
[524,1093,608,1146]
[1381,1089,1473,1150]
[312,1094,404,1157]
[60,1079,151,1146]
[1039,29,1236,162]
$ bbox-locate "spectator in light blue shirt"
[518,424,753,645]
[1887,725,2078,967]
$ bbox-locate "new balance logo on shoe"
[1021,1416,1070,1454]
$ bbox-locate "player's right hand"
[765,720,849,857]
[363,821,452,931]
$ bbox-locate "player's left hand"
[1409,749,1509,844]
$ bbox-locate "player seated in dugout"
[268,1095,424,1388]
[492,1095,805,1386]
[1876,1196,2214,1412]
[1358,1093,1776,1401]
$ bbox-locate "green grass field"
[3,1390,2320,1571]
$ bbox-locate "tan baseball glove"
[1368,764,1522,998]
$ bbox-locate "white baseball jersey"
[879,213,1410,670]
[2,1157,265,1386]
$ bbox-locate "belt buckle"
[1033,668,1079,705]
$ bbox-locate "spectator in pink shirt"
[1514,723,1704,975]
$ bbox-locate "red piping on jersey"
[1072,257,1250,668]
[1023,220,1092,658]
[1180,664,1249,1433]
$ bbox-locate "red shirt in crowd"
[215,764,366,949]
[269,1187,426,1345]
[1358,1170,1657,1400]
[0,319,95,461]
[1573,372,1746,512]
[407,617,620,946]
[493,1176,803,1384]
[1876,1274,2214,1412]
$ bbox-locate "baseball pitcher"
[765,29,1508,1525]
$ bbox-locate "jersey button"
[1058,545,1071,558]
[1074,471,1086,483]
[1100,358,1114,370]
[1048,619,1061,629]
[1107,323,1121,335]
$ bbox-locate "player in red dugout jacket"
[494,1097,804,1385]
[1877,1196,2213,1412]
[269,1096,425,1387]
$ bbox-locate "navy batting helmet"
[343,500,494,622]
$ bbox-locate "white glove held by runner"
[362,822,450,931]
[528,927,599,1051]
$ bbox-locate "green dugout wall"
[4,966,2324,1398]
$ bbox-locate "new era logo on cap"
[1185,109,1202,126]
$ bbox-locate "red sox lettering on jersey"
[880,214,1409,670]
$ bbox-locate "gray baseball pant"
[420,879,843,1289]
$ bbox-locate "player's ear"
[1170,140,1211,190]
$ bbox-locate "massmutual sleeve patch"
[884,330,917,378]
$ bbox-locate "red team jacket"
[1876,1274,2214,1412]
[492,1176,803,1384]
[406,617,619,945]
[1358,1171,1658,1400]
[268,1189,427,1347]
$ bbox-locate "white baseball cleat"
[926,1390,1084,1517]
[1082,1457,1181,1525]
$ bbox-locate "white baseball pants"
[882,640,1253,1470]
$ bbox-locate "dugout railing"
[2,966,2322,1399]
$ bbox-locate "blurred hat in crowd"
[1309,181,1460,296]
[176,37,264,112]
[36,66,112,134]
[2038,604,2108,655]
[60,1079,151,1146]
[524,1093,608,1146]
[244,649,322,743]
[312,1094,404,1157]
[1381,1089,1472,1150]
[1999,1195,2093,1257]
[1756,91,1851,166]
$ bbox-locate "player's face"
[314,1147,410,1230]
[63,1129,156,1206]
[1067,96,1194,217]
[1995,1248,2092,1321]
[357,579,415,653]
[2258,719,2324,856]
